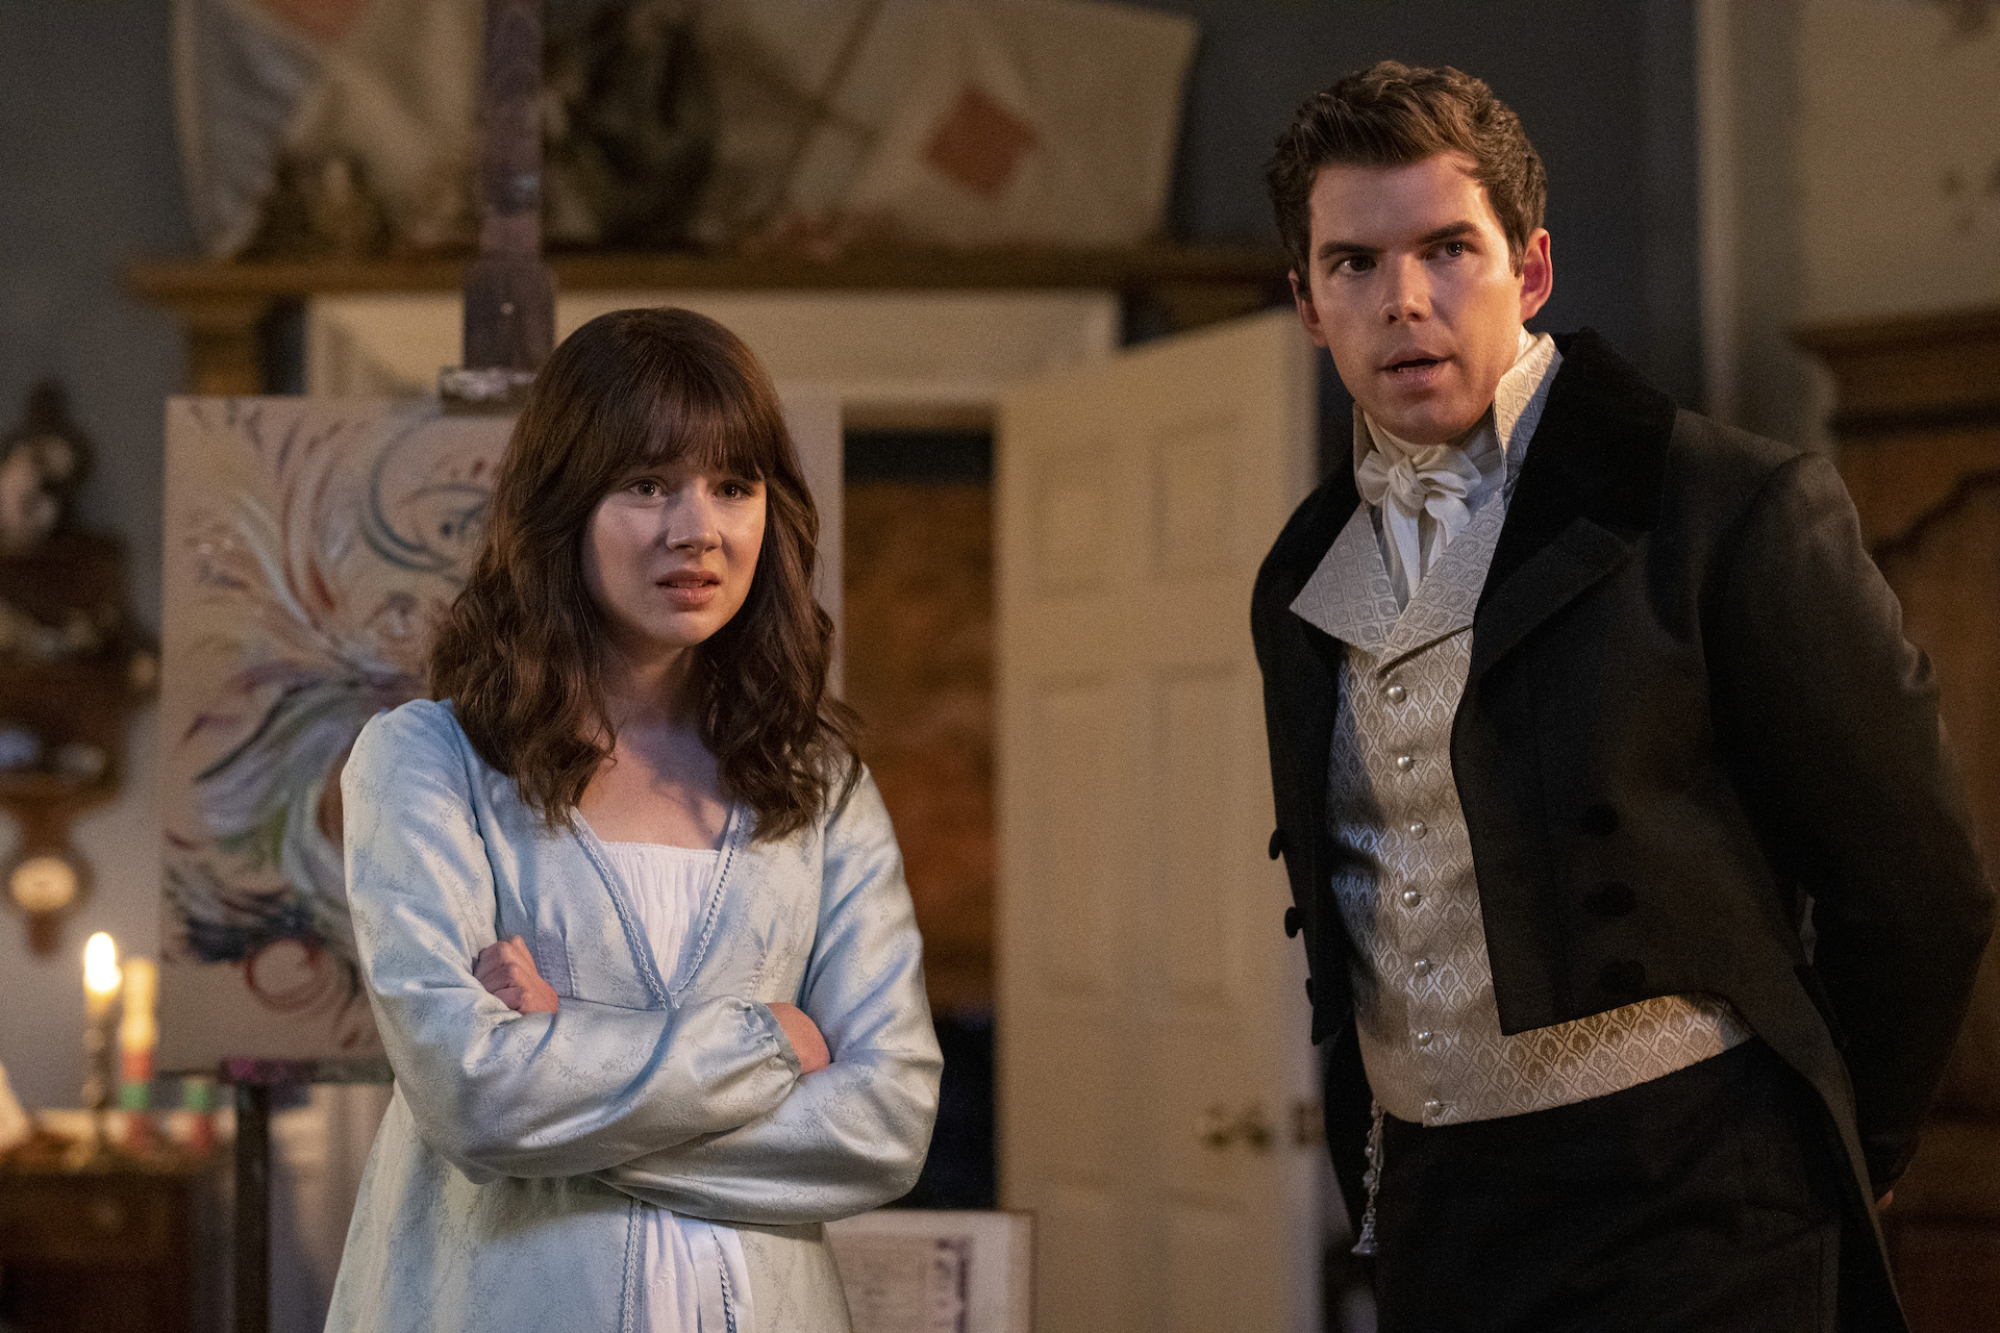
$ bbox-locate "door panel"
[997,310,1321,1333]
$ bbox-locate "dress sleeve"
[593,769,944,1224]
[343,703,802,1182]
[1707,452,1996,1189]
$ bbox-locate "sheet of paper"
[836,1234,971,1333]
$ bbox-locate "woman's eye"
[720,479,755,499]
[628,478,661,497]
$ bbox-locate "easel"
[221,4,554,1328]
[222,1058,391,1333]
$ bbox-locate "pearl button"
[1385,684,1406,703]
[1402,889,1422,907]
[1408,820,1427,838]
[1413,958,1431,976]
[1395,754,1414,771]
[1415,1030,1434,1046]
[1423,1099,1443,1116]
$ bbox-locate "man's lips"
[1382,352,1450,375]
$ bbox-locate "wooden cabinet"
[1798,304,2000,1332]
[0,1162,216,1333]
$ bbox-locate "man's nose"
[1380,256,1430,323]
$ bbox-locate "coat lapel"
[1470,330,1676,680]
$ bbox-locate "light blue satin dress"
[324,699,942,1333]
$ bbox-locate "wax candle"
[80,933,121,1134]
[117,957,157,1111]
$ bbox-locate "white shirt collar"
[1353,326,1561,502]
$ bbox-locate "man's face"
[1292,153,1552,446]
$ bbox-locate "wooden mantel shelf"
[126,244,1291,396]
[128,243,1288,298]
[1794,304,2000,437]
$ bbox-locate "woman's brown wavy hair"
[428,307,857,840]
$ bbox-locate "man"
[1251,61,1994,1332]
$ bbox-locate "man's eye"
[1334,255,1373,275]
[1440,241,1468,258]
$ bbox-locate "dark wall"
[1133,0,1705,408]
[0,0,189,632]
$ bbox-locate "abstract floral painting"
[159,398,513,1063]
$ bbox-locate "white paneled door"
[997,311,1323,1333]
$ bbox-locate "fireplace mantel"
[126,245,1290,397]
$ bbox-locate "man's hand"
[767,1001,830,1074]
[473,935,560,1014]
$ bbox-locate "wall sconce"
[0,381,157,954]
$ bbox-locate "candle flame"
[83,932,121,997]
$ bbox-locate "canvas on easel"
[157,397,509,1066]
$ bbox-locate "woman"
[326,308,942,1333]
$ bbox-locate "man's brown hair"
[1266,61,1547,280]
[428,306,857,840]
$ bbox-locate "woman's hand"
[473,936,560,1014]
[767,1001,830,1074]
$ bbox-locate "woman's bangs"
[636,378,777,481]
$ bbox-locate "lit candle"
[81,932,122,1136]
[83,932,121,1018]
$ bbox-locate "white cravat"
[1356,328,1559,607]
[1355,429,1484,601]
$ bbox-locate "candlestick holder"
[78,1004,114,1161]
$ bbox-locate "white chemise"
[596,839,756,1333]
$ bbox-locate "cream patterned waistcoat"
[1290,362,1748,1128]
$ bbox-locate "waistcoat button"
[1284,906,1302,938]
[1413,958,1431,976]
[1395,754,1414,771]
[1415,1030,1433,1046]
[1407,820,1427,838]
[1402,889,1422,907]
[1423,1099,1443,1116]
[1386,684,1406,703]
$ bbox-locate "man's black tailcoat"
[1251,331,1995,1325]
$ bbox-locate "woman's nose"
[663,492,718,550]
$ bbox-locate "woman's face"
[582,457,767,665]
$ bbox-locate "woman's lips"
[658,574,719,609]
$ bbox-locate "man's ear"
[1517,229,1553,322]
[1290,271,1330,348]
